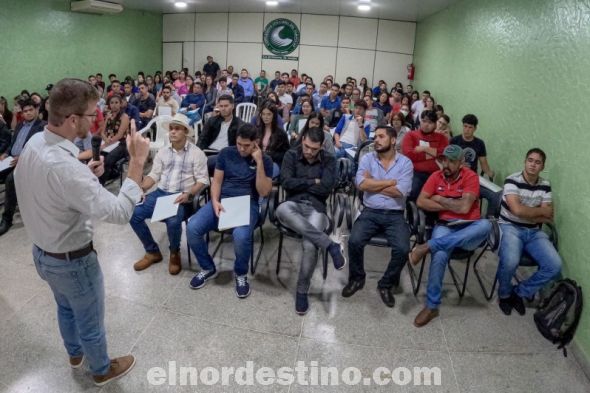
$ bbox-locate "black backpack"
[533,279,583,356]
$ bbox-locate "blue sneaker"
[328,242,346,270]
[235,275,251,298]
[295,292,309,315]
[189,269,218,289]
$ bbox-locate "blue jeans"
[129,188,185,253]
[33,246,110,375]
[335,142,355,159]
[186,200,259,276]
[425,219,492,309]
[497,223,562,299]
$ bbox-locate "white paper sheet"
[101,141,120,153]
[479,176,502,192]
[298,119,307,132]
[158,106,172,117]
[151,193,182,223]
[345,148,357,159]
[419,140,430,147]
[218,195,251,231]
[0,156,14,172]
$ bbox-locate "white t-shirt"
[279,93,293,106]
[411,100,425,121]
[340,118,360,145]
[209,119,231,151]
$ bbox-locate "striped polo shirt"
[499,171,552,227]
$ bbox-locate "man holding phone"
[187,124,273,298]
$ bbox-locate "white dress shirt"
[14,129,142,253]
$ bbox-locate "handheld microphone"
[91,135,102,162]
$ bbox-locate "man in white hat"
[129,113,209,275]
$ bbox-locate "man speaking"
[14,79,150,386]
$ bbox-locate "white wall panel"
[376,20,415,54]
[373,51,413,87]
[227,43,262,77]
[335,47,375,86]
[163,14,195,42]
[298,45,337,85]
[338,17,378,50]
[228,13,264,43]
[195,13,228,42]
[300,14,339,47]
[163,42,183,73]
[182,42,195,73]
[194,42,227,71]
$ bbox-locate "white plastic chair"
[236,102,257,123]
[140,115,171,156]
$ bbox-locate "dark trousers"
[347,208,410,288]
[100,143,127,183]
[409,171,431,201]
[0,167,16,223]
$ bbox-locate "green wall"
[413,0,590,365]
[0,0,162,100]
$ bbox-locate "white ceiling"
[113,0,457,22]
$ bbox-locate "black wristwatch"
[186,192,195,201]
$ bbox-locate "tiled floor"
[1,196,589,392]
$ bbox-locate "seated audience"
[203,74,218,114]
[292,112,335,156]
[255,102,290,178]
[327,97,350,129]
[343,126,413,307]
[363,95,386,136]
[197,95,244,174]
[374,92,393,118]
[275,127,343,314]
[288,98,314,139]
[496,148,561,315]
[0,99,45,236]
[320,83,341,121]
[100,95,130,183]
[401,110,449,200]
[390,112,410,152]
[135,82,156,127]
[130,113,209,275]
[435,114,452,140]
[180,82,205,126]
[334,100,370,159]
[276,81,293,123]
[155,85,179,116]
[229,74,245,104]
[238,69,255,103]
[187,124,273,298]
[409,145,491,327]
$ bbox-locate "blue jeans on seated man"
[348,208,410,288]
[425,219,492,309]
[335,141,355,159]
[33,245,111,376]
[130,188,185,253]
[497,223,562,299]
[186,199,259,276]
[179,107,202,126]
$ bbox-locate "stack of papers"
[0,156,15,172]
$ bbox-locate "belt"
[364,207,404,214]
[43,242,94,260]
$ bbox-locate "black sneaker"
[328,242,346,270]
[342,279,365,298]
[295,292,309,315]
[498,297,513,315]
[510,290,526,316]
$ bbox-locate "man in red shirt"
[401,110,449,200]
[409,144,491,327]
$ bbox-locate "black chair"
[207,195,270,275]
[407,194,501,298]
[473,221,559,301]
[268,188,345,280]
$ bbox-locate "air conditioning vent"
[71,0,123,14]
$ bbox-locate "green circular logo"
[263,18,300,56]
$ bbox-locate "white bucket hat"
[161,113,191,132]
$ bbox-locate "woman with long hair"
[255,102,290,178]
[288,98,314,141]
[0,96,14,127]
[174,70,187,93]
[292,111,335,156]
[100,94,130,183]
[374,91,393,118]
[359,77,369,96]
[389,111,410,152]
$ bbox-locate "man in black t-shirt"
[203,56,220,78]
[450,114,494,178]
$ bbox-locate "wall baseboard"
[571,340,590,382]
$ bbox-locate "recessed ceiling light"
[358,4,371,11]
[174,1,187,8]
[266,1,279,6]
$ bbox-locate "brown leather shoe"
[69,355,85,369]
[133,252,163,271]
[414,307,439,327]
[93,355,136,386]
[169,251,181,275]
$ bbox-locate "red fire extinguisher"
[407,63,415,81]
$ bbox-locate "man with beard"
[342,126,413,307]
[408,144,491,327]
[14,78,150,385]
